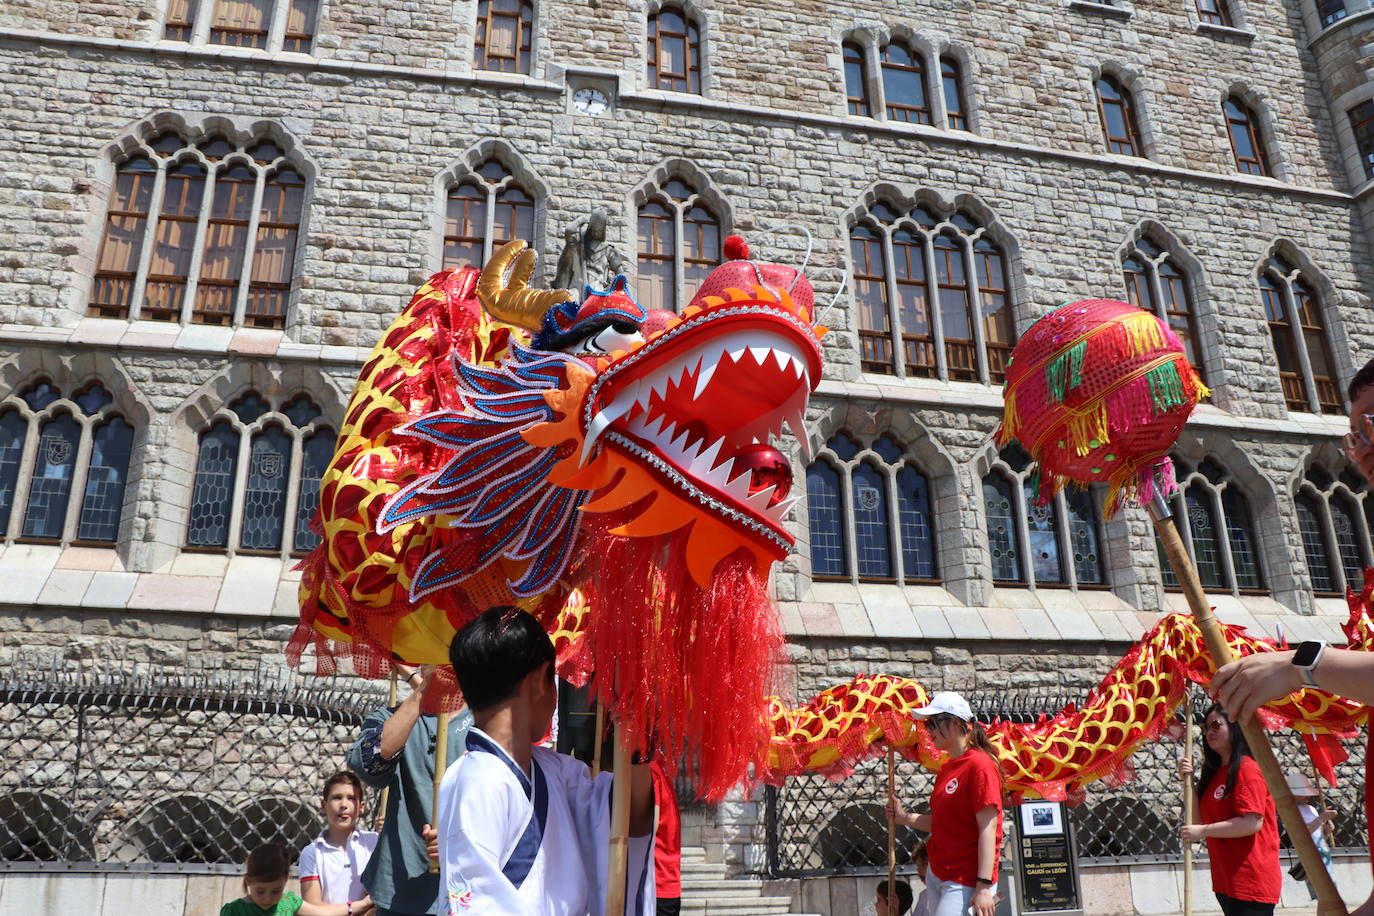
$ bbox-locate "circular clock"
[573,87,610,115]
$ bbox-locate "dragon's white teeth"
[693,359,719,398]
[749,345,771,365]
[582,397,634,464]
[766,493,802,523]
[784,403,809,450]
[744,484,777,513]
[688,437,725,476]
[723,464,755,501]
[726,343,749,363]
[772,348,794,374]
[704,456,736,490]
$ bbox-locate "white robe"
[437,727,655,915]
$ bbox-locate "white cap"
[1286,770,1318,797]
[912,691,974,722]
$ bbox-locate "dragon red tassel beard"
[289,236,825,798]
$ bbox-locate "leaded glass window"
[806,460,846,578]
[294,431,334,553]
[1156,458,1268,593]
[806,433,938,584]
[77,418,134,543]
[185,392,335,558]
[985,473,1021,583]
[852,461,894,579]
[188,421,240,549]
[985,446,1105,588]
[851,204,1013,384]
[1295,465,1371,595]
[636,177,721,313]
[90,132,306,328]
[0,381,135,544]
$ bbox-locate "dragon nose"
[734,443,792,506]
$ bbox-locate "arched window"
[804,433,938,584]
[186,392,336,557]
[1318,0,1348,28]
[843,42,871,117]
[1296,465,1371,596]
[91,132,305,329]
[475,0,534,74]
[1156,458,1265,593]
[442,159,536,271]
[941,57,968,131]
[1197,0,1233,26]
[850,204,1013,384]
[647,6,701,94]
[982,445,1106,588]
[1258,254,1341,414]
[165,0,317,52]
[881,41,931,125]
[1349,99,1374,181]
[635,177,721,312]
[1122,234,1205,379]
[1096,75,1144,157]
[0,380,135,545]
[1224,98,1271,176]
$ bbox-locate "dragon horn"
[477,239,574,331]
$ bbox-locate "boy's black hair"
[449,605,556,711]
[1350,356,1374,402]
[876,879,914,915]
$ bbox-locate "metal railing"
[764,690,1369,877]
[0,659,386,873]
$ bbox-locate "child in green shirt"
[221,843,372,916]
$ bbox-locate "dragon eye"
[610,320,641,335]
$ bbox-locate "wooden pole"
[605,728,633,916]
[592,701,607,778]
[428,710,451,875]
[886,746,897,911]
[1182,689,1195,916]
[1151,503,1347,916]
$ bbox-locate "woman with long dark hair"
[887,692,1005,916]
[1180,703,1282,916]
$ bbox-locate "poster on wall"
[1014,801,1083,915]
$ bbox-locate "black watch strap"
[976,877,995,886]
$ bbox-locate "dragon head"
[478,239,824,587]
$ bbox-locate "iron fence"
[0,659,386,872]
[764,689,1369,877]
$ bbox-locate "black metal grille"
[764,690,1369,877]
[0,660,385,872]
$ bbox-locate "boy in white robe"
[437,606,656,916]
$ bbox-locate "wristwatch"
[976,877,995,887]
[1291,640,1327,689]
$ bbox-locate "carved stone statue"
[553,208,628,298]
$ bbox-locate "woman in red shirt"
[1180,704,1282,916]
[888,692,1004,916]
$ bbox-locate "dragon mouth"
[582,299,820,545]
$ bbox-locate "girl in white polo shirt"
[299,771,380,909]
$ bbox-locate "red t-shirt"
[1198,756,1281,904]
[649,760,681,898]
[928,749,1004,887]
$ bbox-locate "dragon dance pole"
[1150,498,1347,916]
[1182,689,1194,916]
[886,747,897,908]
[429,711,450,875]
[605,728,633,916]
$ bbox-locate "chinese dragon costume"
[290,240,1370,803]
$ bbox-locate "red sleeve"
[970,752,1003,811]
[1230,758,1269,818]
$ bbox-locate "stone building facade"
[2,0,1374,912]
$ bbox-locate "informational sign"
[1014,800,1083,914]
